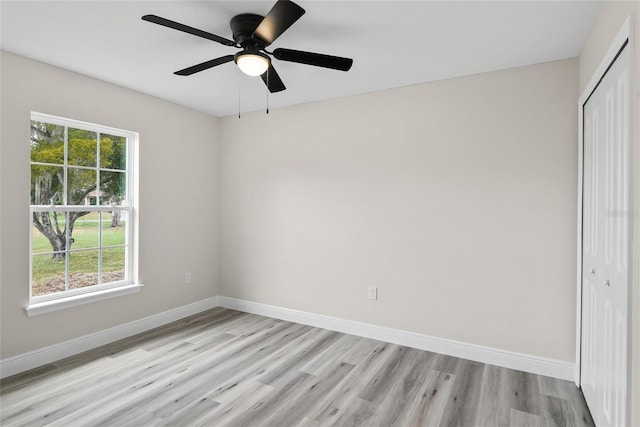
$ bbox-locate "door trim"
[576,14,634,418]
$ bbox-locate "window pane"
[101,134,126,170]
[68,168,96,205]
[70,212,100,249]
[102,247,126,283]
[31,165,63,205]
[103,213,126,245]
[69,250,99,289]
[32,211,67,253]
[30,114,135,301]
[30,121,64,165]
[68,128,97,167]
[32,252,66,296]
[99,171,126,205]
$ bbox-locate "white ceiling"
[1,1,601,117]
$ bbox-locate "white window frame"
[27,112,141,316]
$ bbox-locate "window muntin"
[30,113,137,303]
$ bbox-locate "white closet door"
[581,43,631,427]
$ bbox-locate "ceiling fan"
[142,0,354,93]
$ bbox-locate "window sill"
[25,283,144,317]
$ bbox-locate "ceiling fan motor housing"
[230,14,265,48]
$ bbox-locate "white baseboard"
[1,295,575,382]
[218,296,576,381]
[0,296,220,379]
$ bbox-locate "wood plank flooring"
[0,308,594,426]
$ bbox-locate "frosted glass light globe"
[236,53,270,76]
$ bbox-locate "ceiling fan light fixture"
[235,51,270,76]
[143,0,353,94]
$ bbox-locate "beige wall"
[219,58,579,362]
[578,2,640,425]
[0,51,220,358]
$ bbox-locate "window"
[29,112,139,312]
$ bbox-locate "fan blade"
[253,0,305,46]
[260,64,286,93]
[142,15,237,47]
[174,55,235,76]
[273,48,353,71]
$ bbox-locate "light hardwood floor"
[0,308,594,426]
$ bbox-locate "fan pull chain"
[266,69,270,114]
[238,81,241,119]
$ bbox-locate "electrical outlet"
[368,286,377,300]
[185,272,192,284]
